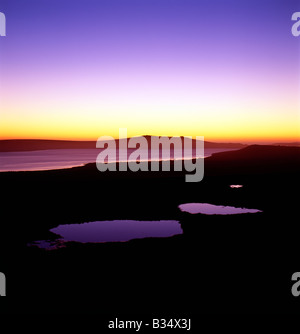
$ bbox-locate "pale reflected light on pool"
[29,220,182,249]
[51,220,182,243]
[178,203,262,215]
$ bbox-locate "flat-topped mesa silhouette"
[135,135,246,149]
[0,137,246,152]
[4,138,300,153]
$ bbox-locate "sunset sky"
[0,0,299,142]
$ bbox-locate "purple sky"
[0,0,299,142]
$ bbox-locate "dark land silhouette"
[0,137,246,152]
[0,145,300,314]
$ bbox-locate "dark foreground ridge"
[0,145,300,314]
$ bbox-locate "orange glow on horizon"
[1,94,299,144]
[1,125,299,144]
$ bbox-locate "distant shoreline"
[1,138,299,153]
[1,144,299,174]
[0,138,246,152]
[0,147,237,172]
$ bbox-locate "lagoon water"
[29,202,262,250]
[178,203,262,215]
[51,220,182,243]
[0,148,237,172]
[30,220,182,249]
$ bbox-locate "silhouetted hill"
[0,139,96,152]
[273,142,300,146]
[0,137,246,152]
[208,144,300,161]
[205,144,300,176]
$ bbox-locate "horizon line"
[0,136,300,145]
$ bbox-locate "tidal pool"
[178,203,262,215]
[51,220,182,243]
[30,220,182,249]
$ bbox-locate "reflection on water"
[51,220,182,242]
[0,148,238,172]
[230,185,243,188]
[30,220,182,249]
[0,149,101,172]
[28,203,262,250]
[29,239,66,251]
[178,203,262,215]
